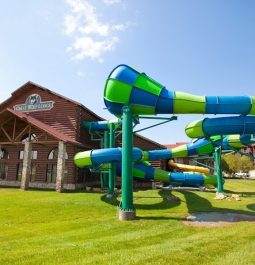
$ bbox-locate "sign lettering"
[13,94,54,112]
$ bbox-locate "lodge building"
[0,81,166,191]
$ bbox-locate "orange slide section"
[168,160,210,174]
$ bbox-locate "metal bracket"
[133,116,177,133]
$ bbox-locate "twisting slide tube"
[78,119,218,187]
[168,160,210,174]
[186,116,255,138]
[74,134,254,167]
[104,64,255,116]
[132,162,216,187]
[82,119,122,131]
[140,134,255,161]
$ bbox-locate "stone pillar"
[56,141,66,193]
[20,142,32,190]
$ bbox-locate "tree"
[221,153,255,174]
[222,153,241,174]
[240,156,255,172]
[221,157,230,173]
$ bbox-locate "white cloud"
[79,20,110,37]
[72,36,119,61]
[77,71,84,76]
[112,21,134,31]
[64,0,130,62]
[103,0,121,5]
[64,14,79,35]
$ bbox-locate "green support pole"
[101,131,109,190]
[108,123,116,196]
[119,105,136,220]
[214,146,224,194]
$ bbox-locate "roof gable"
[0,108,83,146]
[0,81,164,149]
[0,81,102,120]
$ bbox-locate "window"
[21,133,37,143]
[0,164,8,180]
[0,149,9,180]
[46,164,57,183]
[48,149,58,160]
[19,150,38,160]
[16,163,22,181]
[46,148,68,183]
[0,148,9,159]
[16,163,36,182]
[30,164,36,182]
[48,148,68,160]
[17,147,37,182]
[77,168,91,183]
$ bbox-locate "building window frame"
[21,133,37,143]
[46,164,57,183]
[46,148,68,183]
[0,148,9,180]
[17,146,37,181]
[16,163,37,182]
[0,164,8,180]
[0,148,9,160]
[18,150,38,160]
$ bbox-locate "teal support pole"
[108,123,116,195]
[214,146,224,193]
[101,131,109,189]
[119,105,136,220]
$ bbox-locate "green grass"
[0,179,255,265]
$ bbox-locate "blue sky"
[1,0,255,144]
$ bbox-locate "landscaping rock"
[215,193,226,200]
[231,194,241,201]
[85,186,92,191]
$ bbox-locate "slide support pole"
[101,131,109,189]
[214,146,224,194]
[108,123,116,196]
[119,105,136,220]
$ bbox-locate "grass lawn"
[0,179,255,265]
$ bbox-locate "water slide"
[168,160,210,174]
[186,116,255,138]
[81,119,217,187]
[82,119,122,131]
[132,162,216,187]
[74,64,255,187]
[81,119,254,187]
[94,159,217,187]
[74,133,255,167]
[104,65,255,116]
[74,133,255,187]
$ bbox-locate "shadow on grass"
[178,190,255,216]
[101,188,255,215]
[247,203,255,211]
[100,193,120,207]
[135,189,182,210]
[223,189,255,197]
[101,189,184,221]
[136,215,184,221]
[101,189,181,211]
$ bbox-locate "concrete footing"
[118,209,136,221]
[106,193,116,198]
[215,192,226,200]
